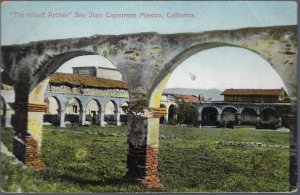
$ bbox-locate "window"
[73,105,78,113]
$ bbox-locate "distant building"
[198,88,291,128]
[96,67,123,81]
[221,88,288,103]
[72,66,123,81]
[72,66,97,77]
[44,72,129,126]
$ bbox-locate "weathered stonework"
[1,25,297,190]
[13,136,44,171]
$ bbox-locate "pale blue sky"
[1,1,297,91]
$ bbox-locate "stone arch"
[221,107,238,124]
[43,96,62,126]
[104,100,118,124]
[260,107,279,129]
[85,99,101,125]
[44,96,61,114]
[201,107,219,126]
[64,97,83,124]
[2,26,297,189]
[148,41,296,188]
[32,51,126,92]
[241,107,257,125]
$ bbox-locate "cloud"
[189,72,196,81]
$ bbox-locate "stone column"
[197,108,202,124]
[58,109,65,127]
[79,109,86,125]
[164,113,168,124]
[237,113,242,125]
[217,113,222,122]
[115,109,121,126]
[256,115,261,123]
[125,106,165,189]
[4,107,13,128]
[278,116,282,127]
[100,110,107,127]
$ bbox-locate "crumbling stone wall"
[1,25,297,190]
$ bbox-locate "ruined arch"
[148,40,296,188]
[1,25,297,189]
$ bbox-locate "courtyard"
[1,125,290,192]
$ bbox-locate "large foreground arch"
[1,25,297,190]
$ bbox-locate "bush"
[176,101,198,126]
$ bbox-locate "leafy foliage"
[176,101,198,126]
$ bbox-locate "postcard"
[0,1,298,193]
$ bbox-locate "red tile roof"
[49,72,128,89]
[169,93,200,103]
[221,88,285,96]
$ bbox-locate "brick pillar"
[11,102,46,171]
[125,107,165,189]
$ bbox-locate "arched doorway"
[260,108,279,129]
[104,100,118,125]
[241,108,257,125]
[86,99,101,126]
[65,97,83,124]
[221,107,238,125]
[168,104,176,123]
[201,107,218,126]
[43,96,61,126]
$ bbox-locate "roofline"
[97,67,119,71]
[72,66,96,69]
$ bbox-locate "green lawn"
[1,125,290,192]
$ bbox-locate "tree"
[176,100,198,126]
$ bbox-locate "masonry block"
[13,136,44,171]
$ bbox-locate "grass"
[1,125,290,192]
